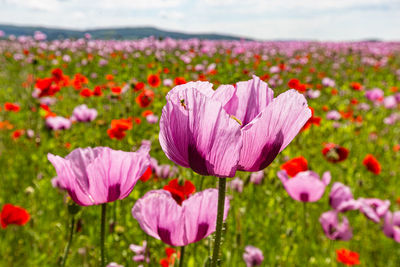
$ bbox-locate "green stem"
[61,216,75,267]
[211,178,226,267]
[179,246,185,267]
[302,202,307,264]
[100,203,107,267]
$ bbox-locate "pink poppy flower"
[383,211,400,242]
[132,189,229,246]
[319,210,352,241]
[159,76,310,177]
[278,170,331,202]
[48,144,150,206]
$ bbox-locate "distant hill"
[0,24,246,41]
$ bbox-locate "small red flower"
[139,166,153,182]
[147,74,161,88]
[136,90,155,108]
[142,110,154,117]
[80,88,93,98]
[93,86,103,96]
[160,247,179,267]
[4,102,20,112]
[363,154,381,175]
[35,77,60,97]
[11,129,24,140]
[163,179,196,205]
[336,248,360,265]
[288,78,300,89]
[280,156,308,177]
[322,143,349,163]
[107,118,133,140]
[134,82,145,92]
[350,82,362,91]
[302,107,321,131]
[1,204,30,228]
[174,77,186,86]
[111,86,122,94]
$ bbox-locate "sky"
[0,0,399,41]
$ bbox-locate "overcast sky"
[1,0,399,40]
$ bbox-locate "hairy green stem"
[61,216,75,267]
[100,203,107,267]
[211,178,226,267]
[179,246,185,267]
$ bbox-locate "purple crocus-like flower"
[159,76,311,177]
[132,189,229,246]
[278,170,331,202]
[359,198,390,223]
[365,88,384,102]
[322,77,335,88]
[329,182,357,211]
[319,210,352,241]
[46,116,72,130]
[228,177,244,193]
[384,96,397,109]
[48,144,150,206]
[326,110,341,121]
[129,241,149,263]
[72,104,98,122]
[383,211,400,242]
[243,245,264,267]
[250,171,264,185]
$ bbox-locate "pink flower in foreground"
[278,170,331,202]
[48,144,150,206]
[72,104,98,122]
[132,189,229,246]
[159,76,310,177]
[383,211,400,242]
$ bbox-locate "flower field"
[1,34,400,266]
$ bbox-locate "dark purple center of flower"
[247,130,284,171]
[300,192,309,202]
[188,143,211,176]
[195,223,209,242]
[157,227,173,246]
[107,184,121,202]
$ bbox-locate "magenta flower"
[72,104,98,122]
[46,116,71,130]
[383,211,400,242]
[319,210,352,241]
[132,189,229,246]
[359,198,390,223]
[278,170,331,202]
[243,245,264,267]
[48,144,150,206]
[159,76,310,177]
[250,171,264,185]
[129,241,149,263]
[365,88,384,102]
[329,182,359,211]
[228,177,244,193]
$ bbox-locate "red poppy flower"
[174,77,186,85]
[11,129,24,140]
[136,90,155,108]
[336,248,360,265]
[322,143,349,163]
[163,179,196,205]
[142,110,153,117]
[139,166,153,182]
[260,73,270,81]
[363,154,381,175]
[111,86,122,94]
[4,102,20,112]
[350,82,362,91]
[280,156,308,177]
[106,74,114,81]
[107,118,133,140]
[1,204,30,228]
[80,88,93,98]
[302,107,321,131]
[35,78,60,97]
[160,247,179,267]
[288,78,300,89]
[134,82,145,92]
[93,86,103,96]
[51,68,64,83]
[147,74,161,88]
[163,67,170,74]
